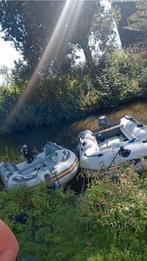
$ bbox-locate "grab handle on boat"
[84,153,103,158]
[127,138,136,144]
[142,139,147,143]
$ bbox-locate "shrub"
[0,50,146,134]
[98,50,141,107]
[139,63,147,96]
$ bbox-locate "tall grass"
[0,166,146,261]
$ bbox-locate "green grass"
[0,167,146,261]
[0,146,20,163]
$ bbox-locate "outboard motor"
[21,144,34,163]
[98,115,109,129]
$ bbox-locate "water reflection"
[70,101,147,135]
[0,101,147,161]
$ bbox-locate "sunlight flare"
[5,0,84,127]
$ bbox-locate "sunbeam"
[53,0,84,59]
[5,0,84,128]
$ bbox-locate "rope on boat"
[107,149,120,170]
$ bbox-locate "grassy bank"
[0,166,146,261]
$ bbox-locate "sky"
[0,32,21,68]
[0,32,21,84]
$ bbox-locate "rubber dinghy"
[78,115,147,171]
[0,142,79,190]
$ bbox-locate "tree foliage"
[0,1,145,134]
[0,1,64,75]
[116,1,147,48]
[0,50,144,134]
[0,0,119,83]
[98,50,141,107]
[128,1,147,34]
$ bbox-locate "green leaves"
[97,50,141,107]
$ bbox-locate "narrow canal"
[0,100,147,162]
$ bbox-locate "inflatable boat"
[78,115,147,170]
[0,142,79,190]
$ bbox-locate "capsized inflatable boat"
[0,142,79,190]
[78,115,147,170]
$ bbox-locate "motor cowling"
[21,144,34,163]
[98,115,109,129]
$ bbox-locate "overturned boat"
[0,142,79,190]
[78,115,147,170]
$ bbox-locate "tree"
[114,1,147,48]
[59,0,120,89]
[128,1,147,47]
[0,65,13,86]
[0,1,64,77]
[0,1,118,84]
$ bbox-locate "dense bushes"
[97,50,142,107]
[139,59,147,97]
[0,50,146,134]
[0,167,146,260]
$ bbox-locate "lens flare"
[3,0,121,131]
[4,0,85,128]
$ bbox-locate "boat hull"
[0,142,79,190]
[78,116,147,171]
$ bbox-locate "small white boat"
[0,142,79,190]
[78,115,147,170]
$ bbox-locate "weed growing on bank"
[0,166,146,260]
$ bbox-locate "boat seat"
[120,126,136,140]
[133,128,147,141]
[84,136,100,153]
[45,143,61,157]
